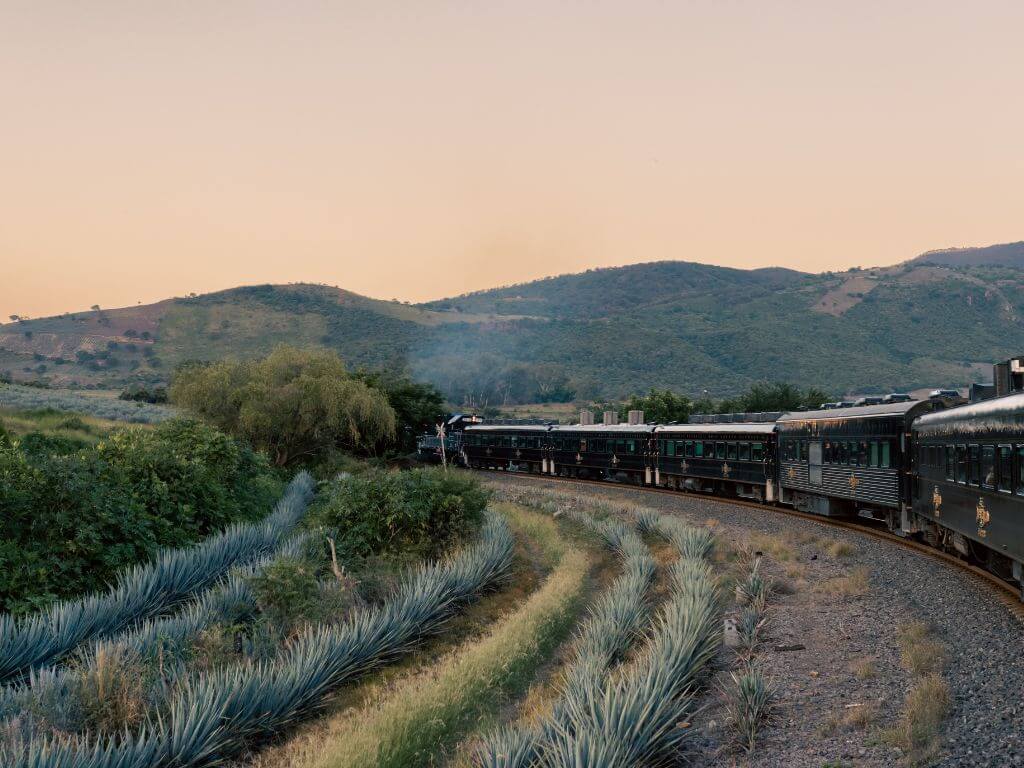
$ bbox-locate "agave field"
[0,475,753,768]
[0,383,175,423]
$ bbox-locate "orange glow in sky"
[2,1,1023,320]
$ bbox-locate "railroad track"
[481,469,1024,620]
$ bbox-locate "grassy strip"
[305,506,590,768]
[881,621,951,766]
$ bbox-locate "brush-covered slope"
[4,260,1024,401]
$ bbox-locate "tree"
[170,345,396,466]
[352,369,445,453]
[618,388,693,423]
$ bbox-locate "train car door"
[809,440,823,486]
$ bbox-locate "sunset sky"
[3,1,1023,320]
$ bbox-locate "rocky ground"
[485,472,1024,768]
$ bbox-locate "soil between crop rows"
[485,473,1024,768]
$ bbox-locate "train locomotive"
[428,356,1024,597]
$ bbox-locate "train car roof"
[914,392,1024,436]
[777,400,926,422]
[655,423,777,434]
[464,424,553,432]
[548,423,657,433]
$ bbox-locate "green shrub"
[0,419,282,614]
[308,468,489,559]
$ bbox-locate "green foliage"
[353,370,445,453]
[0,419,281,614]
[700,381,830,414]
[308,468,489,559]
[170,345,397,465]
[118,384,168,403]
[618,388,692,423]
[246,556,321,632]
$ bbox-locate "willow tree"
[170,346,396,466]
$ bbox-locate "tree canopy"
[170,346,396,466]
[617,388,693,423]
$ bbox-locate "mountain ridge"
[3,251,1024,403]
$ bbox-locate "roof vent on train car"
[602,411,619,426]
[882,393,912,404]
[627,410,644,425]
[854,396,884,407]
[579,409,595,426]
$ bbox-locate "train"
[419,357,1024,596]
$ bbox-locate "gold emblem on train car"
[976,498,991,538]
[515,449,522,458]
[611,454,619,466]
[932,486,942,518]
[485,448,492,456]
[787,466,796,480]
[722,462,731,477]
[849,474,860,493]
[575,453,582,463]
[680,460,689,472]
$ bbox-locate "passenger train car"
[442,364,1024,597]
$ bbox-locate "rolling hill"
[4,253,1024,404]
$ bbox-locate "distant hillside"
[913,241,1024,268]
[3,257,1024,404]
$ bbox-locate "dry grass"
[746,533,797,562]
[820,703,879,735]
[898,622,946,677]
[849,657,878,680]
[882,675,951,765]
[71,646,148,732]
[826,541,856,558]
[815,566,871,597]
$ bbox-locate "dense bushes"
[308,468,489,559]
[0,419,281,614]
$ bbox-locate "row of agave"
[476,506,657,767]
[0,471,316,684]
[0,510,516,768]
[542,553,720,766]
[0,531,313,726]
[480,494,720,768]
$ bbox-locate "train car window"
[981,445,996,488]
[625,440,635,454]
[998,445,1012,492]
[880,441,891,468]
[665,440,675,457]
[739,442,751,461]
[869,442,879,467]
[579,439,588,452]
[1016,445,1024,495]
[716,442,726,459]
[946,446,955,480]
[685,441,695,457]
[511,435,519,447]
[955,445,967,483]
[752,442,764,462]
[694,441,704,457]
[847,441,858,466]
[727,442,738,460]
[968,445,981,485]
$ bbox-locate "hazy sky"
[3,1,1023,320]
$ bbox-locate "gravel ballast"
[485,473,1024,768]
